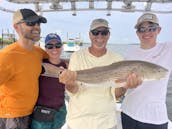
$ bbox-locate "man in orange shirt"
[0,8,47,129]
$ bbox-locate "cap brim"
[25,15,47,23]
[90,26,109,31]
[39,16,47,23]
[135,20,159,29]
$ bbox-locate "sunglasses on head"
[17,20,41,26]
[91,29,109,36]
[137,26,159,33]
[45,43,62,49]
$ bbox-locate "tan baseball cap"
[13,8,47,24]
[135,13,159,29]
[90,18,109,31]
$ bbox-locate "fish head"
[143,65,168,80]
[138,61,168,81]
[154,66,168,80]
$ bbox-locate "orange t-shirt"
[0,42,47,118]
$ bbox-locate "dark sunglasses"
[137,26,159,33]
[91,29,109,36]
[17,20,41,26]
[45,43,62,49]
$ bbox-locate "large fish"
[42,60,168,84]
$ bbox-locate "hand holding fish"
[59,69,79,93]
[59,69,77,85]
[115,73,142,99]
[115,72,142,89]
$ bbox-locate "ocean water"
[62,43,172,121]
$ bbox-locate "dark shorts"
[0,116,30,129]
[121,112,168,129]
[31,105,67,129]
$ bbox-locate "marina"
[63,39,81,52]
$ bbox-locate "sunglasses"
[17,20,41,26]
[45,43,62,49]
[91,29,109,36]
[137,26,159,33]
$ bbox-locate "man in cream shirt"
[59,18,142,129]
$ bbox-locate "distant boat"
[63,39,80,52]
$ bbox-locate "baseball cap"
[13,8,47,24]
[90,18,109,31]
[135,13,159,29]
[45,33,62,45]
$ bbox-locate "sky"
[1,0,172,44]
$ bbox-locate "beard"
[22,29,41,42]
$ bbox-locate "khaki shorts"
[0,116,30,129]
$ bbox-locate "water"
[62,43,172,121]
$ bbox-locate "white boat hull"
[63,44,80,52]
